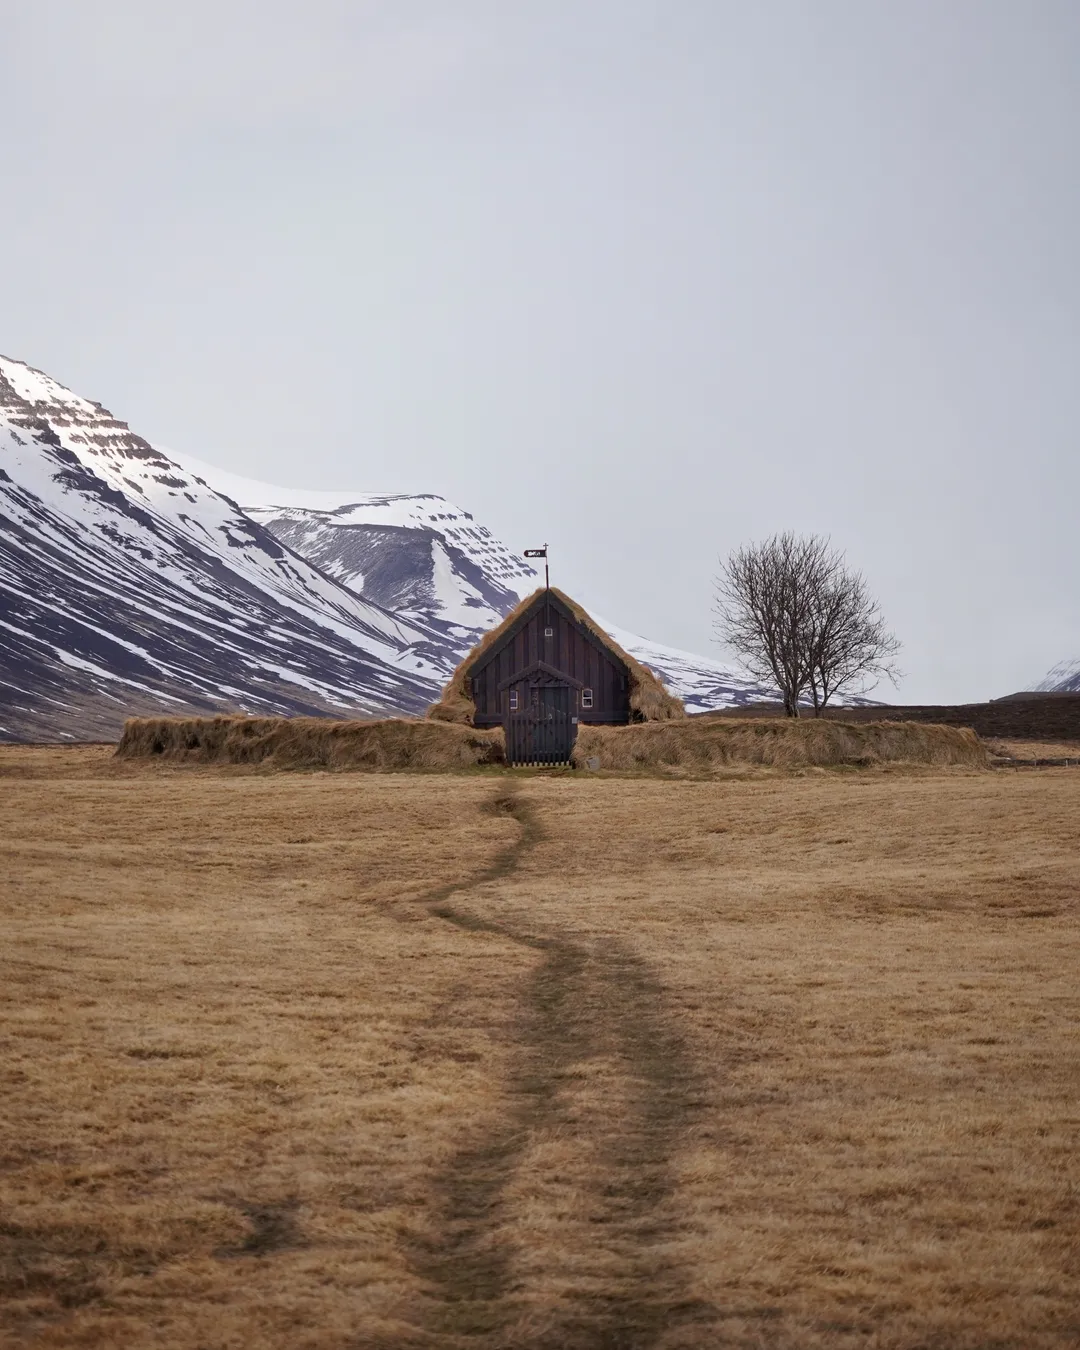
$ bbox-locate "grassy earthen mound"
[572,718,988,771]
[116,715,505,770]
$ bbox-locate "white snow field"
[1036,658,1080,694]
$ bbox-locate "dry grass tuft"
[572,716,989,771]
[426,587,686,724]
[115,714,505,770]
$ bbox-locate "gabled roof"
[426,587,686,724]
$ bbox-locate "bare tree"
[714,533,900,717]
[805,565,901,714]
[714,533,829,716]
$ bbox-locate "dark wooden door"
[507,684,576,765]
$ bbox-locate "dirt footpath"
[399,791,711,1347]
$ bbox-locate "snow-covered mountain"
[592,620,771,711]
[169,454,537,640]
[0,357,453,740]
[0,354,770,740]
[169,455,772,713]
[1036,659,1080,694]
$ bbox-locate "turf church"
[428,587,684,764]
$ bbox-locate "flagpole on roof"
[524,543,549,591]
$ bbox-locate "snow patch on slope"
[595,619,774,712]
[169,451,538,637]
[1036,658,1080,694]
[170,451,540,602]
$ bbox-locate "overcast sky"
[3,1,1078,701]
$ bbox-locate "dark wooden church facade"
[469,590,631,763]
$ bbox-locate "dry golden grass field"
[1,746,1078,1349]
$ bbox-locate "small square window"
[544,626,553,638]
[509,690,519,711]
[581,688,594,709]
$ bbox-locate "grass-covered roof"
[426,587,686,724]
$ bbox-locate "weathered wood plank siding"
[469,592,631,727]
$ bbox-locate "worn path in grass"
[394,789,714,1350]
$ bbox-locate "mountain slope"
[0,357,452,740]
[592,619,774,711]
[170,456,773,712]
[169,454,540,637]
[1035,659,1080,694]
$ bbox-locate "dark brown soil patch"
[215,1199,303,1258]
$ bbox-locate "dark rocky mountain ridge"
[0,356,453,740]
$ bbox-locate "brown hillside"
[704,694,1080,743]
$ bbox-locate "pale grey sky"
[3,1,1078,701]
